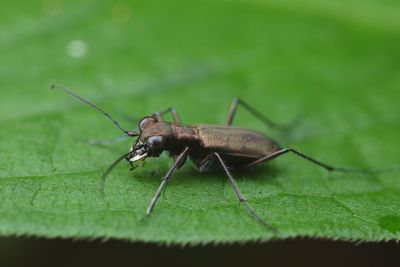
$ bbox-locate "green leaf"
[1,0,400,244]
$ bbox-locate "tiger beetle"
[52,84,379,231]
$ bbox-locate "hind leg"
[243,147,372,174]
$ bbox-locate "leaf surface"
[0,0,400,243]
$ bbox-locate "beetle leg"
[214,152,277,231]
[153,107,181,123]
[146,147,189,215]
[243,147,377,174]
[226,98,289,130]
[242,148,291,170]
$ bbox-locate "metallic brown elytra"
[52,84,375,231]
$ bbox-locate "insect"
[52,84,376,231]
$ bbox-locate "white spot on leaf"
[66,40,88,58]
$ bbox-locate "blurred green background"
[1,0,400,254]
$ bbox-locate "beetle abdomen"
[197,125,281,159]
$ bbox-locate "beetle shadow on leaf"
[172,162,281,184]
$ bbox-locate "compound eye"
[139,117,156,131]
[147,135,165,150]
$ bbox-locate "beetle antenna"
[51,83,139,136]
[99,151,132,194]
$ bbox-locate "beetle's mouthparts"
[129,151,148,162]
[128,142,148,162]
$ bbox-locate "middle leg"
[226,98,285,129]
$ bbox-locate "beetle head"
[126,116,168,165]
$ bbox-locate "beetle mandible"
[52,84,370,230]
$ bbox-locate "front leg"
[146,147,189,215]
